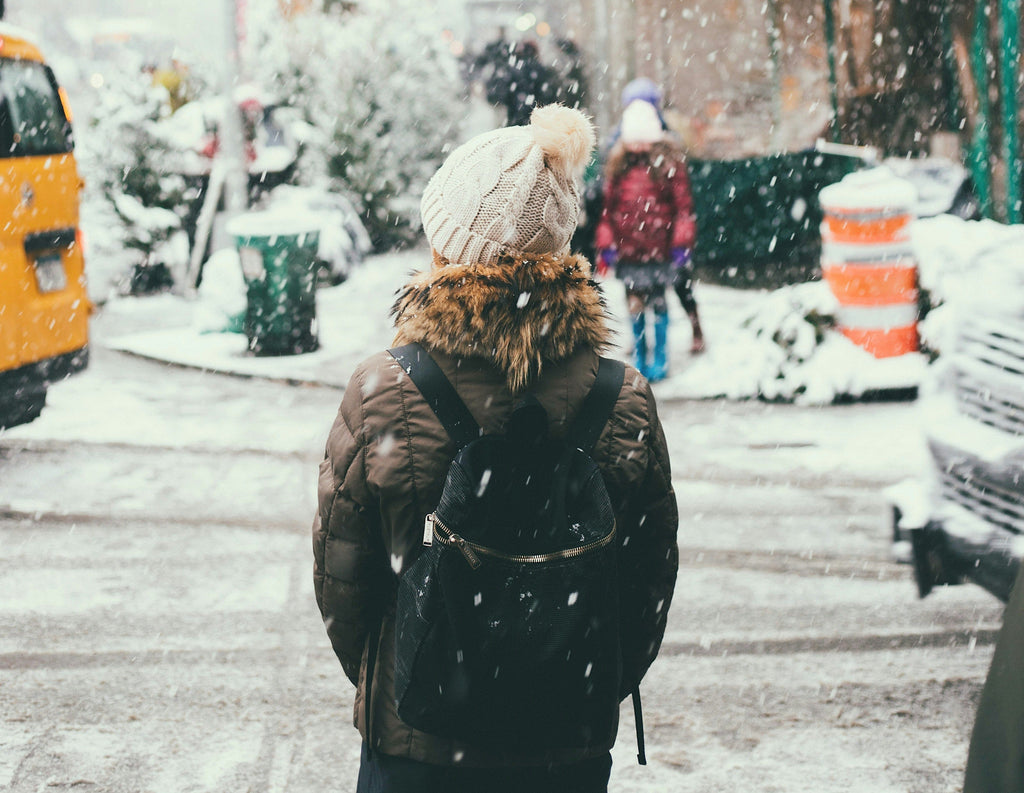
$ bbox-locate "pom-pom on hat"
[420,104,596,265]
[620,99,665,145]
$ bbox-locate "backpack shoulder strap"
[388,342,481,449]
[568,356,626,455]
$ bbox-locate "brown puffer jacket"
[312,250,678,767]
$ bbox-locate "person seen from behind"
[602,78,703,343]
[312,104,679,792]
[574,78,671,265]
[487,39,559,127]
[596,99,703,382]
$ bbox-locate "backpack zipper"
[424,512,616,568]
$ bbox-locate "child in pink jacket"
[596,100,703,380]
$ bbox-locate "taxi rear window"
[0,58,72,157]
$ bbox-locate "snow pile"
[658,211,1020,405]
[913,215,1024,357]
[656,280,926,405]
[192,248,247,334]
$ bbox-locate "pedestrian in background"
[573,77,671,265]
[487,39,559,127]
[312,104,678,793]
[602,78,704,355]
[596,99,702,382]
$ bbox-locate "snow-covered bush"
[663,278,925,405]
[78,70,191,294]
[743,281,837,363]
[741,281,843,402]
[248,0,462,251]
[680,215,1013,405]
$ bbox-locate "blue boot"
[648,311,670,381]
[631,312,648,375]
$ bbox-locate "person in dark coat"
[550,37,588,110]
[312,105,679,793]
[596,100,702,382]
[486,40,558,127]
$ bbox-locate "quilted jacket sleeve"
[616,381,679,698]
[312,364,388,686]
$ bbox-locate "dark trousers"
[674,270,698,315]
[355,743,613,793]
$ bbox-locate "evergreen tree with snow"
[78,69,190,293]
[249,0,462,250]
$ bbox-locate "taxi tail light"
[58,86,74,124]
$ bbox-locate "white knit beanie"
[420,104,596,265]
[620,99,664,145]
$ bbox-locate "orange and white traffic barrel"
[819,169,919,358]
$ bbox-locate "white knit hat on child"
[619,99,664,145]
[420,105,596,265]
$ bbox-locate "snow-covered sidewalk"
[95,244,929,404]
[95,248,419,390]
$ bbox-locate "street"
[0,343,1006,793]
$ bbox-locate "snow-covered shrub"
[248,0,462,251]
[741,281,841,401]
[743,281,837,362]
[78,70,190,293]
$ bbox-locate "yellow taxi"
[0,23,89,428]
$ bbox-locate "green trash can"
[226,210,321,356]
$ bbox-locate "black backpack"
[381,343,646,762]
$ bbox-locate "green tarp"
[688,151,860,283]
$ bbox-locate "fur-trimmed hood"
[391,250,612,392]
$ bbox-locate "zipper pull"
[422,513,434,546]
[450,533,483,570]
